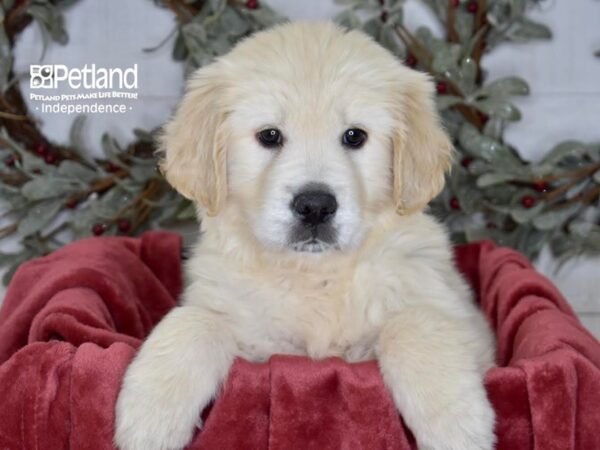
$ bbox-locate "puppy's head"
[159,22,452,254]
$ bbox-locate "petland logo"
[30,64,138,90]
[29,64,139,115]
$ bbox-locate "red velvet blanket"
[1,232,599,450]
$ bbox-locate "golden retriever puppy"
[115,21,496,450]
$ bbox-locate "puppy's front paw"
[416,389,496,450]
[114,307,235,450]
[114,376,208,450]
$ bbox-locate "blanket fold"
[1,232,599,450]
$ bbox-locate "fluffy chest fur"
[183,211,466,362]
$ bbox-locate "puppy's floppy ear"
[158,64,228,216]
[392,69,453,214]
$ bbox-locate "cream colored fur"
[115,22,496,450]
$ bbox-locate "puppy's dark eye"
[257,128,283,148]
[342,128,367,149]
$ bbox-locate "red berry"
[35,143,48,156]
[92,223,107,236]
[521,195,536,209]
[461,157,473,168]
[4,154,16,167]
[405,54,417,68]
[450,197,461,210]
[380,10,388,22]
[532,180,549,193]
[44,152,57,165]
[117,218,131,233]
[65,198,78,209]
[106,162,120,173]
[466,1,478,13]
[477,112,489,124]
[451,0,460,7]
[436,81,448,94]
[245,0,258,9]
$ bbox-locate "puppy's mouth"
[288,224,339,253]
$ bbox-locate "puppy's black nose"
[292,190,338,226]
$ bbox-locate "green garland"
[0,0,598,285]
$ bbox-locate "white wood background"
[3,0,600,337]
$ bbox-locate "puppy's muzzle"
[288,184,339,252]
[291,188,338,226]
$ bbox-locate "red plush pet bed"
[1,231,599,450]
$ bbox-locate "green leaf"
[454,10,474,44]
[1,1,16,13]
[510,200,545,224]
[0,251,18,268]
[431,44,461,74]
[69,115,87,151]
[242,3,283,29]
[473,98,521,121]
[459,57,477,93]
[533,204,580,231]
[464,226,492,243]
[508,0,526,18]
[476,172,517,187]
[379,24,402,54]
[414,26,434,49]
[27,3,68,46]
[19,152,55,175]
[18,199,63,236]
[71,206,99,237]
[477,77,529,98]
[458,123,523,169]
[464,25,487,57]
[0,27,12,92]
[1,250,35,286]
[539,141,586,166]
[569,221,600,239]
[209,0,226,13]
[133,128,155,143]
[482,117,504,141]
[387,4,403,23]
[0,183,27,208]
[21,176,83,200]
[516,225,547,259]
[182,22,208,54]
[512,18,552,41]
[335,10,362,29]
[58,160,98,182]
[436,95,463,110]
[465,159,488,175]
[172,30,188,61]
[565,180,589,200]
[220,6,249,36]
[175,201,196,220]
[458,124,499,160]
[129,164,157,182]
[586,143,600,162]
[362,17,382,40]
[89,188,132,219]
[101,133,123,160]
